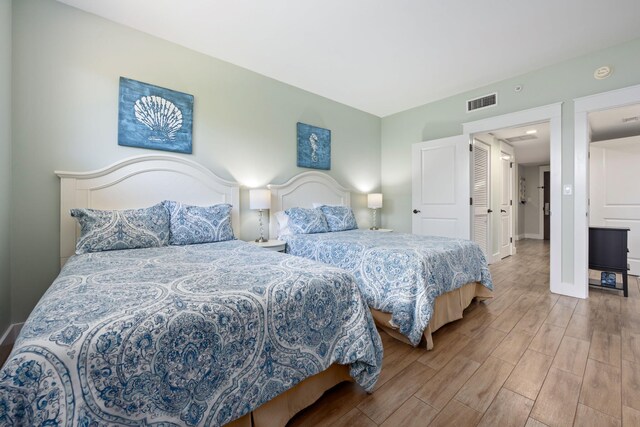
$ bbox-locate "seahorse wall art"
[296,122,331,170]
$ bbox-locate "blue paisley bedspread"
[282,230,493,346]
[0,241,382,427]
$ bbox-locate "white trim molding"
[463,103,563,296]
[574,83,640,299]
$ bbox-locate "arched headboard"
[55,155,240,266]
[268,171,351,237]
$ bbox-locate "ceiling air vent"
[467,93,497,112]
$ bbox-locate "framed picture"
[118,77,194,154]
[297,122,331,170]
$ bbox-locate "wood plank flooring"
[289,239,640,427]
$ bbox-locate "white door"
[412,135,470,239]
[472,139,491,258]
[590,137,640,275]
[500,142,514,258]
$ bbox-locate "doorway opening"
[463,103,563,296]
[573,85,640,298]
[587,104,640,286]
[474,121,551,263]
[411,103,562,294]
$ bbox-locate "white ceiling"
[477,122,550,166]
[589,103,640,142]
[57,0,640,117]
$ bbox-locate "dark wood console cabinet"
[589,226,630,297]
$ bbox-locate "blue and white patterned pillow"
[71,203,170,254]
[319,205,358,232]
[284,207,329,234]
[164,201,235,245]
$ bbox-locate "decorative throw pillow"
[284,207,329,234]
[71,203,170,254]
[319,205,358,232]
[164,201,235,245]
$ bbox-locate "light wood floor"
[288,239,640,427]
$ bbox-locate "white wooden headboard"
[55,154,240,266]
[268,171,351,237]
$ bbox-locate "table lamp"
[249,189,271,242]
[367,193,383,230]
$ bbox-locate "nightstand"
[251,239,286,252]
[370,228,393,232]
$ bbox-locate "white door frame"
[500,141,515,258]
[539,165,550,240]
[463,103,563,296]
[574,83,640,298]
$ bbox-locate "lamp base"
[369,226,379,230]
[255,237,268,243]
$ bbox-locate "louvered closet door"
[473,139,491,259]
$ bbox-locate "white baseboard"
[0,323,24,347]
[515,234,524,241]
[551,282,588,299]
[524,233,543,240]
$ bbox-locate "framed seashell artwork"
[118,77,193,154]
[297,122,331,170]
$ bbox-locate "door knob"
[413,209,421,214]
[501,209,506,213]
[487,209,493,213]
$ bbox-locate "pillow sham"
[164,201,235,245]
[71,203,170,254]
[319,205,358,232]
[284,207,329,234]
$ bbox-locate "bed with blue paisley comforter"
[0,240,382,427]
[281,230,493,347]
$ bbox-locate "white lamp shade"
[249,189,271,210]
[367,193,383,209]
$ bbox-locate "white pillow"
[275,211,292,237]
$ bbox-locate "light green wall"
[381,37,640,284]
[10,0,380,322]
[0,0,12,334]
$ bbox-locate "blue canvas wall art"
[297,122,331,170]
[118,77,194,154]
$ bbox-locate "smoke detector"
[594,66,612,80]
